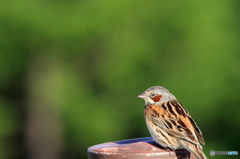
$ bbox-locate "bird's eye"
[150,92,157,98]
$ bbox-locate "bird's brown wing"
[145,101,205,146]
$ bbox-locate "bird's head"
[138,86,176,106]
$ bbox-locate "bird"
[138,86,207,159]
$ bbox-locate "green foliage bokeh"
[0,0,240,158]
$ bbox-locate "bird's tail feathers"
[187,144,207,159]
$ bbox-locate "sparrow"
[138,86,207,159]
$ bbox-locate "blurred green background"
[0,0,240,159]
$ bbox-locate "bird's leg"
[164,146,174,156]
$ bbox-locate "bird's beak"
[137,93,146,98]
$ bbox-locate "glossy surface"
[88,137,197,159]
